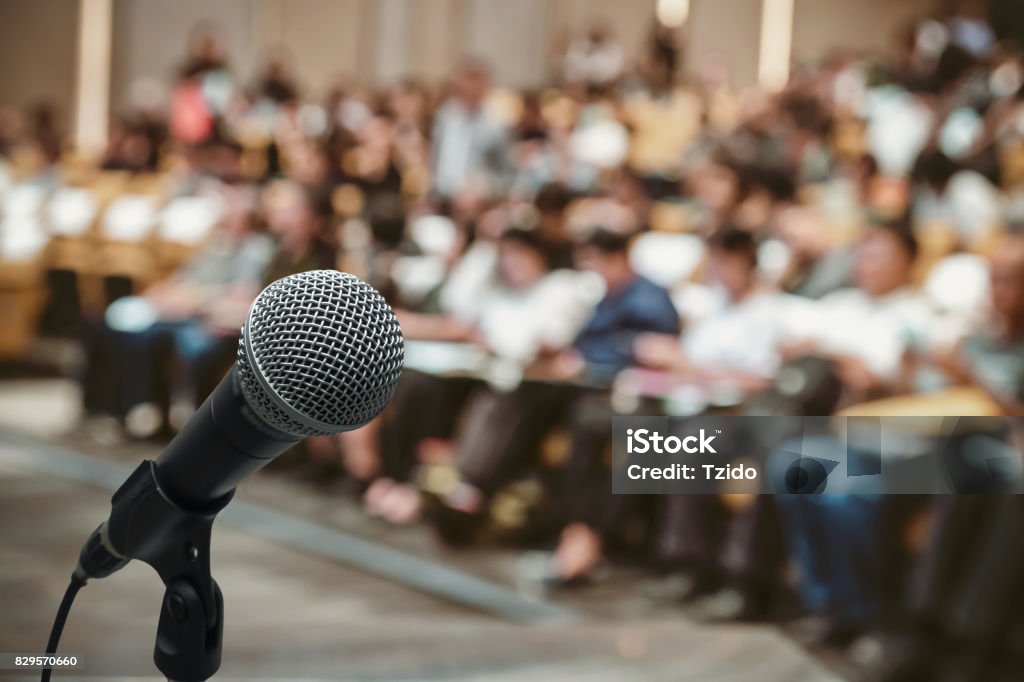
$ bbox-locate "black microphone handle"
[154,365,300,511]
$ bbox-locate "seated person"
[881,231,1024,681]
[633,226,798,393]
[782,215,931,401]
[422,228,680,542]
[773,205,853,300]
[770,218,936,647]
[626,227,796,611]
[366,226,595,523]
[81,186,274,437]
[924,229,1024,412]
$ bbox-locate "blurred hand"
[633,333,686,371]
[779,338,820,362]
[528,350,585,381]
[923,345,971,382]
[834,355,882,393]
[202,297,251,334]
[147,283,199,319]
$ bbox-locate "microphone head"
[237,270,404,437]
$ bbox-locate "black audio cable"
[40,570,87,682]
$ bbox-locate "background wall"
[0,0,944,123]
[110,0,259,111]
[687,0,762,88]
[791,0,937,65]
[0,0,79,114]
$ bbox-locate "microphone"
[60,270,403,681]
[76,268,404,578]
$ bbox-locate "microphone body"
[67,270,403,682]
[76,367,299,583]
[154,365,297,510]
[77,269,404,578]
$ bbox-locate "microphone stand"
[79,460,233,681]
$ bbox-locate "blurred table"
[839,387,1003,418]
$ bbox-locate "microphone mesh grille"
[237,270,404,436]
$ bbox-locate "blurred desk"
[615,367,746,416]
[839,387,1002,418]
[402,340,491,378]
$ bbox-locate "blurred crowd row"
[3,4,1024,680]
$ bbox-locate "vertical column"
[758,0,793,91]
[74,0,113,158]
[371,0,414,85]
[687,0,763,87]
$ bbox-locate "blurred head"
[854,217,918,296]
[219,185,262,238]
[575,228,633,287]
[496,228,550,290]
[689,156,742,216]
[264,181,332,251]
[358,112,394,147]
[534,182,572,236]
[261,46,293,78]
[914,150,959,195]
[388,81,427,124]
[587,20,612,45]
[706,226,759,299]
[121,130,152,166]
[288,141,330,186]
[189,25,224,62]
[988,231,1024,324]
[774,206,829,260]
[454,58,490,109]
[199,137,244,182]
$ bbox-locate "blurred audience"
[3,6,1024,679]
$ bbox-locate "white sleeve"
[535,270,602,349]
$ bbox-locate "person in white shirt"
[635,226,797,393]
[366,227,594,523]
[785,217,930,396]
[770,218,933,647]
[431,59,512,201]
[404,227,594,363]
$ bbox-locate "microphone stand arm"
[78,460,234,682]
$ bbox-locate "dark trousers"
[82,319,235,420]
[770,438,907,629]
[456,381,579,494]
[456,383,635,534]
[656,494,784,588]
[909,495,1024,643]
[378,370,482,482]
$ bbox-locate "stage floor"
[0,379,843,681]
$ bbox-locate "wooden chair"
[999,138,1024,191]
[94,193,162,302]
[0,264,46,358]
[0,221,46,358]
[913,220,961,285]
[648,201,693,233]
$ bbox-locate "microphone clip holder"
[80,460,234,682]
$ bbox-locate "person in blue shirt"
[572,229,684,380]
[425,228,680,545]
